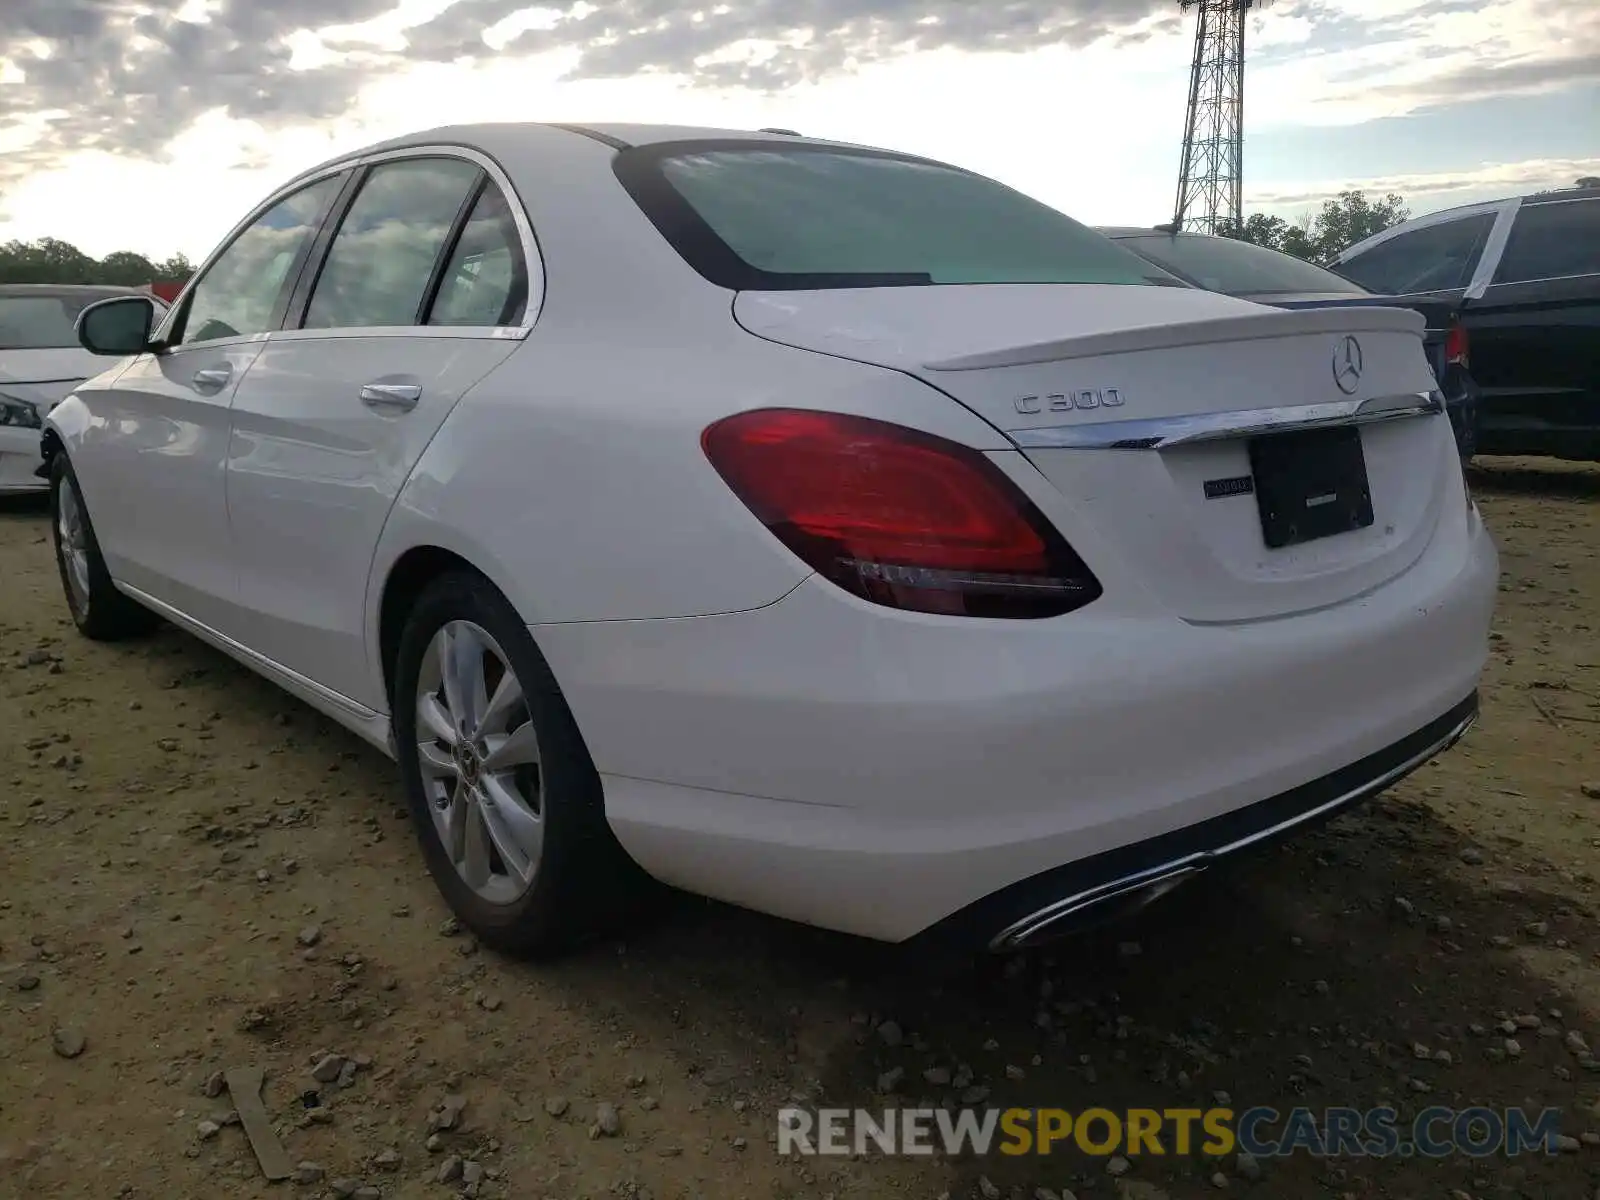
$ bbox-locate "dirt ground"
[2,458,1598,1200]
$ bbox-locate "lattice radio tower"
[1172,0,1272,234]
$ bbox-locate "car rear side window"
[427,184,529,327]
[1494,197,1600,284]
[179,176,343,347]
[616,141,1177,291]
[303,157,483,330]
[1336,214,1495,295]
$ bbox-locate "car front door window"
[302,158,484,330]
[178,177,343,347]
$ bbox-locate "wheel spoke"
[418,692,458,746]
[480,776,542,882]
[483,721,539,771]
[439,786,469,864]
[478,669,525,736]
[438,624,485,731]
[460,800,494,889]
[417,739,456,778]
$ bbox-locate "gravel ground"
[1,458,1597,1200]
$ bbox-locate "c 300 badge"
[1014,388,1124,415]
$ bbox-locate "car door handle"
[192,366,232,392]
[360,382,422,412]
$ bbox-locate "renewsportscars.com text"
[776,1105,1566,1159]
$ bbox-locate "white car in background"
[0,285,168,493]
[43,124,1497,959]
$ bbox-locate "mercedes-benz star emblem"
[1332,335,1364,395]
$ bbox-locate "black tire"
[49,454,159,641]
[392,570,650,957]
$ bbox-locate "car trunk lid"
[735,284,1453,623]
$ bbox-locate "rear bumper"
[532,509,1498,944]
[917,691,1477,954]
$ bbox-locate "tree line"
[0,237,193,287]
[1224,177,1597,262]
[1220,190,1411,263]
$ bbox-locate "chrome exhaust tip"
[989,862,1205,953]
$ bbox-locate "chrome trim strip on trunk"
[989,705,1477,951]
[1008,390,1444,451]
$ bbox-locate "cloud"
[1249,155,1600,213]
[1296,0,1600,114]
[0,1,1171,189]
[404,0,1172,88]
[0,0,400,203]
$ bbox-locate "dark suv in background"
[1101,227,1479,459]
[1331,184,1600,463]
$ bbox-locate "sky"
[0,0,1596,262]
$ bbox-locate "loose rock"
[310,1054,345,1083]
[292,1162,324,1184]
[52,1027,85,1058]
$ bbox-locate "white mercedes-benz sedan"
[44,123,1497,958]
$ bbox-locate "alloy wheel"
[414,620,544,905]
[57,477,91,617]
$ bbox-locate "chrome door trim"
[117,582,398,759]
[1009,390,1444,451]
[160,143,546,344]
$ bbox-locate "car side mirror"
[77,296,157,356]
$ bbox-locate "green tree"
[0,237,190,286]
[1223,190,1410,265]
[1310,190,1410,260]
[97,250,160,286]
[153,252,195,280]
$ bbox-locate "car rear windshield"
[0,294,94,350]
[615,141,1183,291]
[1118,234,1368,297]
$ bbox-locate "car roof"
[0,284,153,299]
[1406,182,1600,223]
[1096,226,1175,238]
[288,121,888,184]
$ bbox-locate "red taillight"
[701,409,1103,618]
[1445,322,1469,367]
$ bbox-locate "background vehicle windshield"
[1120,233,1369,297]
[620,143,1185,291]
[0,291,163,351]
